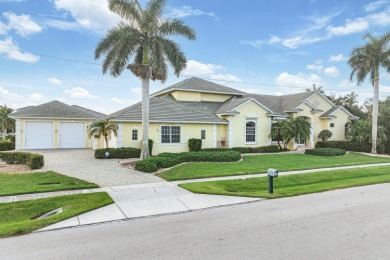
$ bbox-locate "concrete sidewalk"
[38,182,260,231]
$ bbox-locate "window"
[201,129,206,140]
[161,126,181,143]
[246,122,256,143]
[330,123,335,128]
[345,123,350,137]
[295,134,306,145]
[132,129,138,141]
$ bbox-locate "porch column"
[212,124,217,148]
[15,119,20,150]
[310,119,314,147]
[117,123,123,148]
[228,116,234,148]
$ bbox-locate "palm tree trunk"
[371,72,379,154]
[140,66,151,159]
[105,135,109,149]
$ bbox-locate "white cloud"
[0,86,46,108]
[276,72,322,89]
[51,0,121,32]
[327,18,369,36]
[167,6,218,20]
[183,60,224,76]
[239,40,263,48]
[209,74,242,82]
[47,77,62,85]
[275,91,284,96]
[3,12,42,37]
[338,79,356,88]
[367,10,390,26]
[112,97,133,105]
[281,36,323,49]
[324,66,340,77]
[329,54,346,62]
[363,0,389,12]
[0,37,39,63]
[130,87,141,94]
[64,87,98,99]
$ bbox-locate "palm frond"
[159,19,196,40]
[109,0,141,25]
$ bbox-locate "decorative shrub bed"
[188,138,202,152]
[95,147,141,159]
[315,141,371,152]
[0,141,15,151]
[0,152,44,169]
[135,150,241,173]
[202,145,280,154]
[305,148,346,156]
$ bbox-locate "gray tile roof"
[152,77,246,96]
[108,95,227,124]
[9,100,106,119]
[215,97,252,114]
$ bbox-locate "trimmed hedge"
[5,135,15,144]
[95,147,141,159]
[188,138,202,152]
[135,150,241,173]
[305,148,346,156]
[202,145,280,154]
[0,141,15,151]
[315,141,371,153]
[0,152,44,169]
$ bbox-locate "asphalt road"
[2,183,390,260]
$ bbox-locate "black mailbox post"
[267,168,278,194]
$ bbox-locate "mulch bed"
[0,163,32,174]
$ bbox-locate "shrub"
[5,135,15,144]
[95,147,141,159]
[305,148,346,156]
[135,159,158,173]
[0,152,44,169]
[377,144,385,154]
[232,145,279,154]
[315,141,371,152]
[318,129,333,142]
[0,141,15,151]
[201,148,232,152]
[148,139,153,156]
[29,154,44,169]
[188,138,202,152]
[135,150,241,172]
[262,145,280,153]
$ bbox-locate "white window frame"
[161,126,181,144]
[295,134,306,146]
[132,129,138,142]
[245,121,256,144]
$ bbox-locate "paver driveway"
[31,149,163,187]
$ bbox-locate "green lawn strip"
[0,192,113,238]
[0,171,99,196]
[179,166,390,198]
[159,153,390,181]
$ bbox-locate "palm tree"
[348,32,390,154]
[306,83,325,94]
[88,120,118,149]
[95,0,196,159]
[279,116,311,149]
[0,105,14,138]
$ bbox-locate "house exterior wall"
[169,90,233,102]
[109,122,226,154]
[16,118,92,149]
[326,109,350,141]
[306,93,334,112]
[231,101,270,147]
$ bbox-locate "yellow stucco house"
[105,77,358,154]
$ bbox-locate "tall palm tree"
[306,83,325,94]
[0,105,14,138]
[88,120,118,149]
[348,32,390,154]
[95,0,196,159]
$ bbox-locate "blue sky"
[1,0,390,114]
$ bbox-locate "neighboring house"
[104,77,358,154]
[9,101,105,149]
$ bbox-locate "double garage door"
[25,121,86,149]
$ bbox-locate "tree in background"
[0,105,14,138]
[348,32,390,154]
[88,120,118,149]
[95,0,196,159]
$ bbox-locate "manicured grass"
[0,192,113,237]
[0,171,99,196]
[159,153,390,181]
[179,166,390,198]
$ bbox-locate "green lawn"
[0,171,99,196]
[179,166,390,198]
[0,192,113,237]
[158,153,390,181]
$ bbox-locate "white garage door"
[25,121,53,149]
[59,122,86,148]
